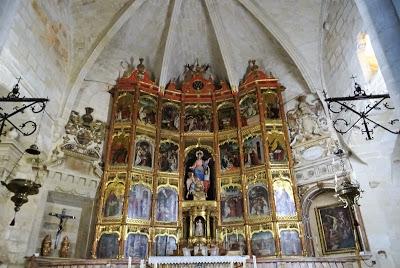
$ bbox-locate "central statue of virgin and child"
[186,150,211,200]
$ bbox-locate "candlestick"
[252,255,257,268]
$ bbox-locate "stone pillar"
[355,0,400,115]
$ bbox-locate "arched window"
[357,32,379,82]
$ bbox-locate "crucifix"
[49,208,76,249]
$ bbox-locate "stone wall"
[322,1,400,267]
[0,115,103,267]
[0,0,72,153]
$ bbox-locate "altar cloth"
[148,255,249,264]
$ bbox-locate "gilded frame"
[315,203,356,255]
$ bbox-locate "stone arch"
[300,182,369,257]
[300,183,336,256]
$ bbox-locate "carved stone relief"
[51,107,105,165]
[286,95,329,147]
[286,94,353,186]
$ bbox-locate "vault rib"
[238,0,318,93]
[158,0,183,93]
[60,0,147,120]
[204,0,239,91]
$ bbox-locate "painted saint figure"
[110,140,128,164]
[274,185,296,216]
[128,184,151,220]
[190,150,211,192]
[156,188,178,222]
[134,140,153,168]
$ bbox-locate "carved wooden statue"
[40,234,52,256]
[59,236,70,258]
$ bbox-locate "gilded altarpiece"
[93,59,305,259]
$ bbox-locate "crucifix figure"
[49,208,76,249]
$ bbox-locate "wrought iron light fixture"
[1,150,42,226]
[0,77,48,225]
[324,76,399,140]
[0,77,49,140]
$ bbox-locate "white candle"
[140,259,145,268]
[128,257,132,268]
[253,255,257,268]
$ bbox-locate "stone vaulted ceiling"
[65,0,324,121]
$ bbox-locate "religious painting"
[221,185,243,222]
[125,233,148,259]
[161,103,180,131]
[97,233,119,258]
[154,235,177,256]
[133,136,154,170]
[243,135,264,167]
[268,133,287,162]
[115,92,133,122]
[103,181,125,217]
[280,230,302,255]
[219,140,240,173]
[217,103,236,130]
[264,92,280,119]
[223,233,246,254]
[251,231,276,256]
[184,148,214,200]
[240,94,259,126]
[248,184,270,216]
[159,141,179,172]
[273,180,296,217]
[184,105,212,132]
[127,184,152,220]
[316,204,355,254]
[110,132,129,165]
[156,187,178,222]
[138,95,157,125]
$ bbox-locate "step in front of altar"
[26,255,369,268]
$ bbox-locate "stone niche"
[36,191,95,258]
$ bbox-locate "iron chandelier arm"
[363,114,400,134]
[0,98,48,139]
[2,100,48,119]
[4,117,37,136]
[332,117,363,134]
[325,93,390,102]
[323,77,399,140]
[363,96,388,115]
[326,100,363,116]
